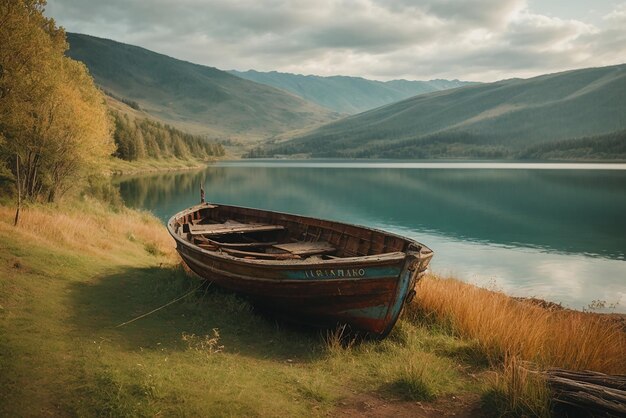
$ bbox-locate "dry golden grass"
[486,355,552,417]
[411,275,626,374]
[0,198,176,262]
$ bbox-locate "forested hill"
[229,70,474,114]
[264,64,626,159]
[66,33,339,142]
[111,111,224,161]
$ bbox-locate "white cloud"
[604,3,626,25]
[46,0,626,82]
[507,12,596,50]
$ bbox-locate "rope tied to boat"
[114,281,210,328]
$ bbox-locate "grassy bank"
[105,156,211,176]
[0,201,486,416]
[0,202,623,416]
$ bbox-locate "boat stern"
[377,243,434,338]
[405,243,434,302]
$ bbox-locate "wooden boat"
[167,202,433,338]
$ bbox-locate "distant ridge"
[66,33,339,141]
[265,64,626,159]
[229,69,475,114]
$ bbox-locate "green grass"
[0,202,494,416]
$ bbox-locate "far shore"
[105,157,216,177]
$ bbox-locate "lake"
[116,160,626,312]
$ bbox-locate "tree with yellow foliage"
[0,0,113,217]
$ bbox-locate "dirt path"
[332,392,488,417]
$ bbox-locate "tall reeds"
[411,275,626,415]
[410,275,626,373]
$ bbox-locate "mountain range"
[229,70,474,114]
[66,33,469,143]
[66,33,338,141]
[266,64,626,159]
[66,33,625,160]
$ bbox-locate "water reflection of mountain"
[116,166,626,260]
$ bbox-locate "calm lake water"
[116,160,626,312]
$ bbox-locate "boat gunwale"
[180,251,402,283]
[167,202,432,267]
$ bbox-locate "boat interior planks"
[273,241,336,256]
[188,222,284,236]
[168,202,433,338]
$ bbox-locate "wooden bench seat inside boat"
[194,236,278,249]
[192,233,335,259]
[188,221,285,236]
[273,241,336,256]
[221,248,301,260]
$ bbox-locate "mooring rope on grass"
[114,281,210,328]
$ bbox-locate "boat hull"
[168,203,433,338]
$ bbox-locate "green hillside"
[229,70,474,114]
[265,65,626,159]
[66,33,339,142]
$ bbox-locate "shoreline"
[105,157,218,177]
[218,158,626,170]
[513,296,626,330]
[238,156,626,164]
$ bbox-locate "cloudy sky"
[47,0,626,82]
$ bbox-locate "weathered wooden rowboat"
[167,202,433,338]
